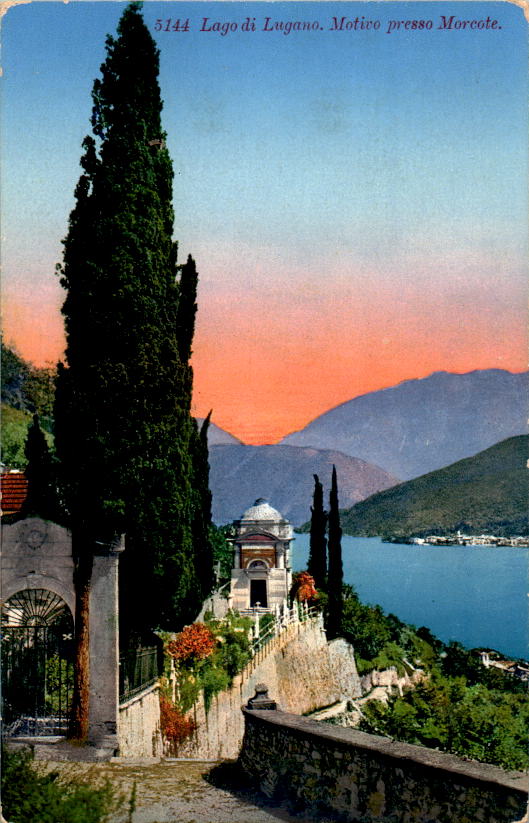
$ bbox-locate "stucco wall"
[118,684,163,758]
[239,707,529,823]
[175,618,361,760]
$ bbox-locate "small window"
[248,559,268,569]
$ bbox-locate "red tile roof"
[1,473,28,515]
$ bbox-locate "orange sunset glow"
[4,256,525,446]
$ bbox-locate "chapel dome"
[241,498,284,523]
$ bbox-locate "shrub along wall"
[176,621,361,760]
[239,705,528,823]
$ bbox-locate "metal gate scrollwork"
[1,589,74,736]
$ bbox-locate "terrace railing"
[119,645,159,703]
[250,602,322,657]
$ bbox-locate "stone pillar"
[88,535,124,750]
[234,546,241,569]
[276,544,285,569]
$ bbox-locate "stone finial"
[246,683,277,710]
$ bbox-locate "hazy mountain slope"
[208,444,399,526]
[336,435,528,539]
[281,370,527,480]
[196,418,242,445]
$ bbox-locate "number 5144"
[154,19,190,32]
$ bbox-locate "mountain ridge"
[208,443,400,526]
[328,435,529,539]
[281,369,527,480]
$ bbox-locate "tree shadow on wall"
[204,760,410,823]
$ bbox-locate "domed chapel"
[229,498,294,613]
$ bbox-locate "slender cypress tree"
[54,3,209,736]
[326,465,344,640]
[20,414,60,522]
[191,412,215,601]
[308,474,327,591]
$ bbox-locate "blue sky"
[2,1,527,441]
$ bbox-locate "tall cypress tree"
[20,414,60,522]
[308,474,327,591]
[54,3,209,736]
[191,412,215,601]
[326,465,344,640]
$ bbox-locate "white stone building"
[229,498,294,613]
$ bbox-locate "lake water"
[292,534,528,659]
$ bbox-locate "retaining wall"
[175,619,361,760]
[118,683,163,758]
[239,706,529,823]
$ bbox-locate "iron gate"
[1,589,74,736]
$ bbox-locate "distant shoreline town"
[408,532,529,547]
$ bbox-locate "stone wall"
[360,666,423,697]
[239,706,529,823]
[175,618,361,760]
[118,684,163,758]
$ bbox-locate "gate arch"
[2,516,124,748]
[2,575,75,618]
[2,588,74,735]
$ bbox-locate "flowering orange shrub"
[159,694,196,745]
[293,571,318,602]
[167,622,216,662]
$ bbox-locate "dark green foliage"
[20,415,61,521]
[441,641,528,694]
[1,341,31,410]
[212,617,252,680]
[1,342,56,431]
[201,665,230,713]
[340,435,529,539]
[200,615,252,711]
[1,746,120,823]
[210,523,236,581]
[2,404,35,470]
[339,587,529,770]
[308,474,327,590]
[341,587,392,662]
[176,253,198,363]
[54,3,213,644]
[259,612,277,637]
[171,613,252,714]
[358,670,529,770]
[191,412,215,601]
[23,368,56,431]
[326,465,344,639]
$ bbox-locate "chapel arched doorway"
[1,588,74,736]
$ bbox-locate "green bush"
[168,612,254,717]
[338,583,529,771]
[358,670,529,770]
[1,746,120,823]
[370,642,409,677]
[201,665,230,712]
[176,669,201,712]
[209,524,236,580]
[200,612,253,709]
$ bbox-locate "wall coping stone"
[242,707,528,795]
[118,682,160,711]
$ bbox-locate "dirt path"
[41,759,319,823]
